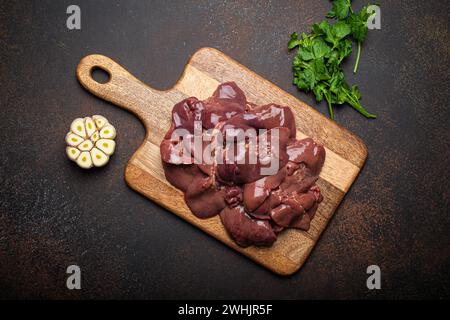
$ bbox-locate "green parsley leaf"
[347,6,371,43]
[287,32,302,50]
[288,1,377,119]
[326,0,352,20]
[312,38,331,59]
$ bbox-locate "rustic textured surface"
[0,0,449,298]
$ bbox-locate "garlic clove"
[90,130,100,143]
[84,117,96,138]
[65,132,84,147]
[76,151,93,169]
[78,139,94,151]
[92,115,108,130]
[70,118,87,138]
[90,147,109,167]
[96,139,116,156]
[99,124,116,139]
[66,146,80,161]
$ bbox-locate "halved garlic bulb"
[65,115,116,168]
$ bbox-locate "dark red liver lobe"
[160,82,325,247]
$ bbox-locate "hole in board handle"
[91,66,111,84]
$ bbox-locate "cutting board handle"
[76,54,165,125]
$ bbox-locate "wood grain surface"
[76,48,367,275]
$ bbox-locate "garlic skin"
[65,115,116,168]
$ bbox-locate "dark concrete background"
[0,0,449,299]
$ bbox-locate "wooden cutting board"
[77,48,367,275]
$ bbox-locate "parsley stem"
[325,95,334,120]
[353,42,361,74]
[345,91,376,119]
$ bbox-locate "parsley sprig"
[288,1,377,119]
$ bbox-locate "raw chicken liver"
[160,82,325,247]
